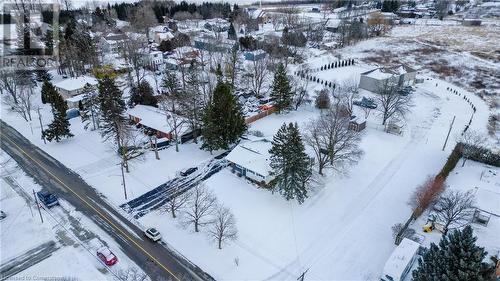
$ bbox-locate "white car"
[144,227,162,242]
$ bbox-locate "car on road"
[144,227,162,242]
[180,167,198,177]
[0,210,6,220]
[36,191,59,208]
[353,97,377,109]
[97,247,118,266]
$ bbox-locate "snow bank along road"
[0,120,214,281]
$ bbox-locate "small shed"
[349,116,366,132]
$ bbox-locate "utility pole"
[121,161,128,200]
[442,115,455,151]
[33,189,44,223]
[37,107,46,144]
[297,269,309,281]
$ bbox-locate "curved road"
[0,120,214,281]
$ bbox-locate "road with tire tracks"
[0,120,214,281]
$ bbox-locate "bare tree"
[305,103,363,175]
[250,56,270,98]
[269,13,283,31]
[130,4,158,41]
[183,184,217,232]
[337,79,359,116]
[367,12,390,37]
[224,48,240,89]
[163,191,189,219]
[292,76,309,110]
[391,223,420,243]
[457,130,487,167]
[115,267,148,281]
[209,204,238,249]
[3,83,34,122]
[123,38,146,86]
[0,70,20,105]
[375,80,413,126]
[408,176,445,217]
[433,190,475,235]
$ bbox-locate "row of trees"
[162,184,237,249]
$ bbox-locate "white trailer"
[380,238,420,281]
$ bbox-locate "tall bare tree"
[123,38,146,86]
[375,80,413,126]
[209,204,237,249]
[433,190,475,235]
[250,56,270,97]
[183,184,217,232]
[130,4,158,41]
[337,79,360,116]
[457,130,487,167]
[305,103,363,175]
[163,191,190,219]
[0,70,20,105]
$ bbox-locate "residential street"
[0,120,214,281]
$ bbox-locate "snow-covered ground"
[0,151,146,280]
[138,77,493,280]
[414,160,500,257]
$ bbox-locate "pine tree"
[80,83,100,130]
[41,80,58,104]
[413,225,495,281]
[128,80,158,107]
[201,80,247,152]
[269,123,312,204]
[182,62,204,143]
[97,76,128,145]
[42,91,73,142]
[271,63,292,113]
[228,22,237,40]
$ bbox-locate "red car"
[97,247,118,266]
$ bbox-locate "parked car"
[144,227,162,242]
[0,210,6,220]
[353,97,377,109]
[36,191,59,208]
[97,247,118,266]
[180,167,198,177]
[398,86,414,96]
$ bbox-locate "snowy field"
[0,151,145,280]
[138,78,492,280]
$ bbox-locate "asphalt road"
[0,120,215,281]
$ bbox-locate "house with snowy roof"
[54,76,98,100]
[127,104,189,141]
[225,138,274,185]
[359,64,416,93]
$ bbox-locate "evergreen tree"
[97,77,128,145]
[42,91,73,142]
[269,123,311,204]
[228,22,237,40]
[271,63,293,113]
[80,84,100,130]
[413,225,495,281]
[201,80,247,152]
[41,80,58,104]
[128,80,158,107]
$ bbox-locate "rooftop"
[54,76,98,92]
[382,238,420,280]
[225,138,272,177]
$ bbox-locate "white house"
[99,33,128,54]
[359,64,416,93]
[54,76,98,100]
[225,138,274,184]
[381,238,420,281]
